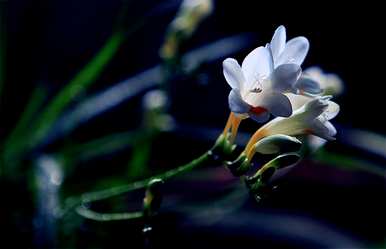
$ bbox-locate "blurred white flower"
[223,25,319,123]
[181,0,213,15]
[260,96,340,141]
[303,67,344,96]
[161,0,213,60]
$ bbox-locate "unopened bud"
[253,134,302,155]
[246,153,301,192]
[143,178,164,217]
[269,153,301,169]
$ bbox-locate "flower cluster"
[224,25,322,123]
[221,26,342,194]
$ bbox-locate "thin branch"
[76,205,143,222]
[61,147,216,218]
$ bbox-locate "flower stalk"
[62,135,228,221]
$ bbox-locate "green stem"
[76,206,143,221]
[85,151,211,203]
[62,148,215,218]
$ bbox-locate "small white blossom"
[260,96,340,141]
[303,67,344,96]
[282,93,337,151]
[224,25,319,123]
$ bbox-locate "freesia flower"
[303,67,344,96]
[285,88,341,151]
[261,96,339,140]
[224,25,319,123]
[244,96,339,159]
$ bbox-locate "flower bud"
[160,0,213,60]
[253,134,302,155]
[245,153,300,197]
[143,178,164,217]
[268,152,301,169]
[303,67,344,96]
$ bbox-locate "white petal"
[241,46,273,89]
[254,134,301,154]
[276,36,309,66]
[285,93,311,111]
[308,135,327,151]
[223,58,245,90]
[270,64,301,92]
[304,67,344,96]
[261,116,303,138]
[303,97,329,121]
[295,77,322,95]
[251,92,292,117]
[324,121,337,136]
[304,66,323,78]
[249,110,270,123]
[325,73,344,95]
[270,25,286,61]
[324,101,340,120]
[311,119,335,140]
[228,89,250,114]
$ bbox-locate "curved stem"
[62,148,215,218]
[76,206,143,222]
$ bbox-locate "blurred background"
[1,0,385,248]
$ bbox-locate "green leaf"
[30,31,125,148]
[3,87,47,153]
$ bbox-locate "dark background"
[2,0,385,248]
[3,0,386,135]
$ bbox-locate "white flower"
[260,96,340,141]
[303,67,344,96]
[224,25,318,123]
[285,91,340,151]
